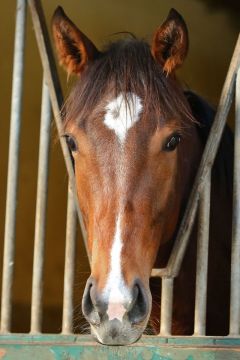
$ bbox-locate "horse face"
[65,93,195,344]
[52,7,194,345]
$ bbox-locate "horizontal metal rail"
[1,334,240,359]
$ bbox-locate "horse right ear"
[52,6,100,76]
[151,8,188,75]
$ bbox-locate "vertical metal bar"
[194,171,211,336]
[163,35,240,278]
[62,185,77,334]
[0,0,26,333]
[28,0,90,264]
[30,79,51,333]
[160,277,173,336]
[230,67,240,336]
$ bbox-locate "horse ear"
[52,6,100,76]
[151,8,188,75]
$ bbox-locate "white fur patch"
[104,93,142,144]
[104,216,130,322]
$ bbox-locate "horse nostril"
[82,278,101,326]
[128,281,149,324]
[82,279,94,317]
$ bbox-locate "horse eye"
[163,134,181,152]
[65,135,78,152]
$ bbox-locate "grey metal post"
[28,0,90,264]
[62,185,77,334]
[160,277,174,336]
[0,0,27,333]
[230,67,240,336]
[30,79,51,333]
[194,171,211,335]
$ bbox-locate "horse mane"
[63,38,194,128]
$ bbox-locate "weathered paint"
[0,335,240,359]
[0,349,6,358]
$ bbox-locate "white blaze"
[104,93,142,144]
[105,216,130,322]
[103,92,142,321]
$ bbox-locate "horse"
[51,7,233,345]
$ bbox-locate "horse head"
[52,7,201,344]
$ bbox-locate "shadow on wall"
[199,0,240,29]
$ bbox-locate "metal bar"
[62,184,77,334]
[194,171,211,336]
[153,34,240,278]
[27,0,89,263]
[160,277,174,336]
[0,0,27,333]
[30,79,51,333]
[1,334,240,358]
[151,269,162,278]
[229,67,240,336]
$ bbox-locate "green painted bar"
[0,335,240,359]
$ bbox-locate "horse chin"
[90,318,149,346]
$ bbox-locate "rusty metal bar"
[159,278,173,336]
[62,185,77,334]
[152,34,240,278]
[230,67,240,336]
[194,171,211,336]
[27,0,89,263]
[0,0,27,333]
[30,79,51,333]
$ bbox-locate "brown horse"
[52,7,233,344]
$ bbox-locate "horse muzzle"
[82,277,151,345]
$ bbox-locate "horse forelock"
[62,38,195,130]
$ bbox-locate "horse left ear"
[151,8,188,75]
[52,6,100,76]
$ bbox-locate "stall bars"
[0,0,240,359]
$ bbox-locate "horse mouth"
[90,318,148,345]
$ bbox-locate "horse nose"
[82,278,103,326]
[128,280,149,324]
[82,277,149,326]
